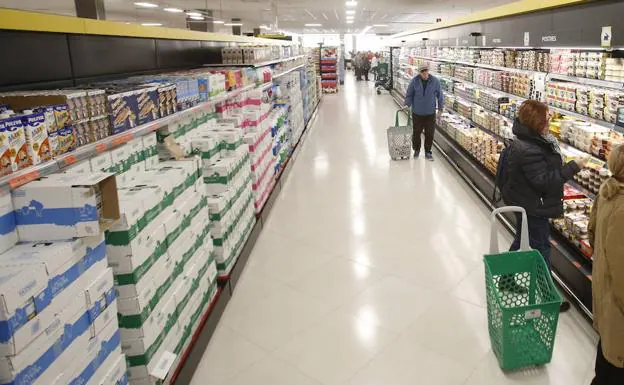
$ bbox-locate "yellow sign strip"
[392,0,589,39]
[0,8,288,45]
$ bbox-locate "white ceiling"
[0,0,515,34]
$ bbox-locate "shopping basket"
[484,207,562,371]
[387,110,412,160]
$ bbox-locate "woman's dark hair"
[518,100,549,134]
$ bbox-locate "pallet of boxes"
[0,171,125,385]
[157,97,256,279]
[102,133,219,385]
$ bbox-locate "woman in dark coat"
[502,100,589,311]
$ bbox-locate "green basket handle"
[490,206,530,254]
[395,109,412,127]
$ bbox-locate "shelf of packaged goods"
[430,70,531,103]
[442,91,608,164]
[394,92,594,317]
[547,105,618,130]
[273,63,305,79]
[0,82,258,192]
[567,179,597,201]
[546,73,624,90]
[203,55,306,68]
[443,107,511,143]
[410,55,547,76]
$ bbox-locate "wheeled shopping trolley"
[484,207,563,371]
[387,110,412,160]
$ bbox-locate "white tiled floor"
[190,75,599,385]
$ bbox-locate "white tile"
[274,311,398,385]
[285,258,387,309]
[223,285,335,351]
[189,325,266,385]
[223,356,323,385]
[340,276,443,333]
[450,265,487,308]
[244,229,339,284]
[346,339,474,385]
[402,295,491,367]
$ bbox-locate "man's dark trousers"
[412,113,436,153]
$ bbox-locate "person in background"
[361,53,371,81]
[502,100,589,312]
[403,65,443,161]
[353,52,363,81]
[370,54,379,81]
[588,144,624,384]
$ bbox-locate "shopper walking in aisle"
[588,144,624,384]
[501,100,588,312]
[403,65,443,161]
[370,54,379,81]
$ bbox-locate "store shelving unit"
[389,21,624,317]
[320,45,340,93]
[0,11,324,385]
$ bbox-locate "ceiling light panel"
[186,11,202,17]
[346,10,356,14]
[190,16,204,20]
[346,1,357,6]
[134,2,158,8]
[305,23,322,26]
[163,7,183,13]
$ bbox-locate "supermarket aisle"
[190,74,598,385]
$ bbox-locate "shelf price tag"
[601,26,612,48]
[61,155,77,166]
[96,143,108,153]
[9,170,40,189]
[112,133,133,147]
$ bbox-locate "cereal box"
[21,112,52,166]
[0,116,28,176]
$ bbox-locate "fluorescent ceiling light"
[134,2,158,8]
[347,20,354,24]
[260,25,270,29]
[190,16,204,20]
[186,11,202,17]
[346,1,357,6]
[359,25,372,35]
[224,23,243,26]
[305,23,322,26]
[346,10,356,14]
[346,15,354,19]
[373,24,388,27]
[163,7,183,13]
[213,20,225,24]
[141,22,162,26]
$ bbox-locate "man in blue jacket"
[404,65,444,160]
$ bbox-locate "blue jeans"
[510,213,552,271]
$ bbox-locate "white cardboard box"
[86,349,126,385]
[0,289,88,385]
[0,192,17,255]
[90,152,113,172]
[12,172,120,241]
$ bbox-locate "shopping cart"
[375,63,391,94]
[485,207,562,371]
[387,109,412,160]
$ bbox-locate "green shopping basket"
[484,207,562,371]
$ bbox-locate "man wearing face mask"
[403,65,444,161]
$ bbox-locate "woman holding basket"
[588,144,624,384]
[501,100,589,312]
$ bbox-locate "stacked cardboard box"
[106,154,219,385]
[0,170,124,385]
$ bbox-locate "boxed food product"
[0,116,28,176]
[11,172,120,241]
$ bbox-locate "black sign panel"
[70,35,157,79]
[0,31,73,87]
